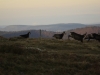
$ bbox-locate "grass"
[0,38,100,75]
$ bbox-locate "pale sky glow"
[0,0,100,26]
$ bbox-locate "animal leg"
[81,39,83,43]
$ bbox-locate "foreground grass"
[0,38,100,75]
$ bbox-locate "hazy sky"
[0,0,100,26]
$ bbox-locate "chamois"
[92,33,100,42]
[53,31,65,39]
[68,32,87,42]
[20,32,31,38]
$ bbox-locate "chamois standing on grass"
[68,32,87,42]
[20,32,31,38]
[53,31,66,39]
[85,33,100,42]
[92,33,100,42]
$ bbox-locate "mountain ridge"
[0,23,88,32]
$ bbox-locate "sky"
[0,0,100,26]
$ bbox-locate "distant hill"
[0,26,100,39]
[63,26,100,39]
[0,23,87,32]
[0,23,100,32]
[69,26,100,34]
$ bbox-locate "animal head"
[83,32,87,36]
[62,31,66,34]
[28,32,31,34]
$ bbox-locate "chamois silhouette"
[92,33,100,42]
[20,32,31,38]
[53,31,65,39]
[68,32,87,42]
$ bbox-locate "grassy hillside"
[0,38,100,75]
